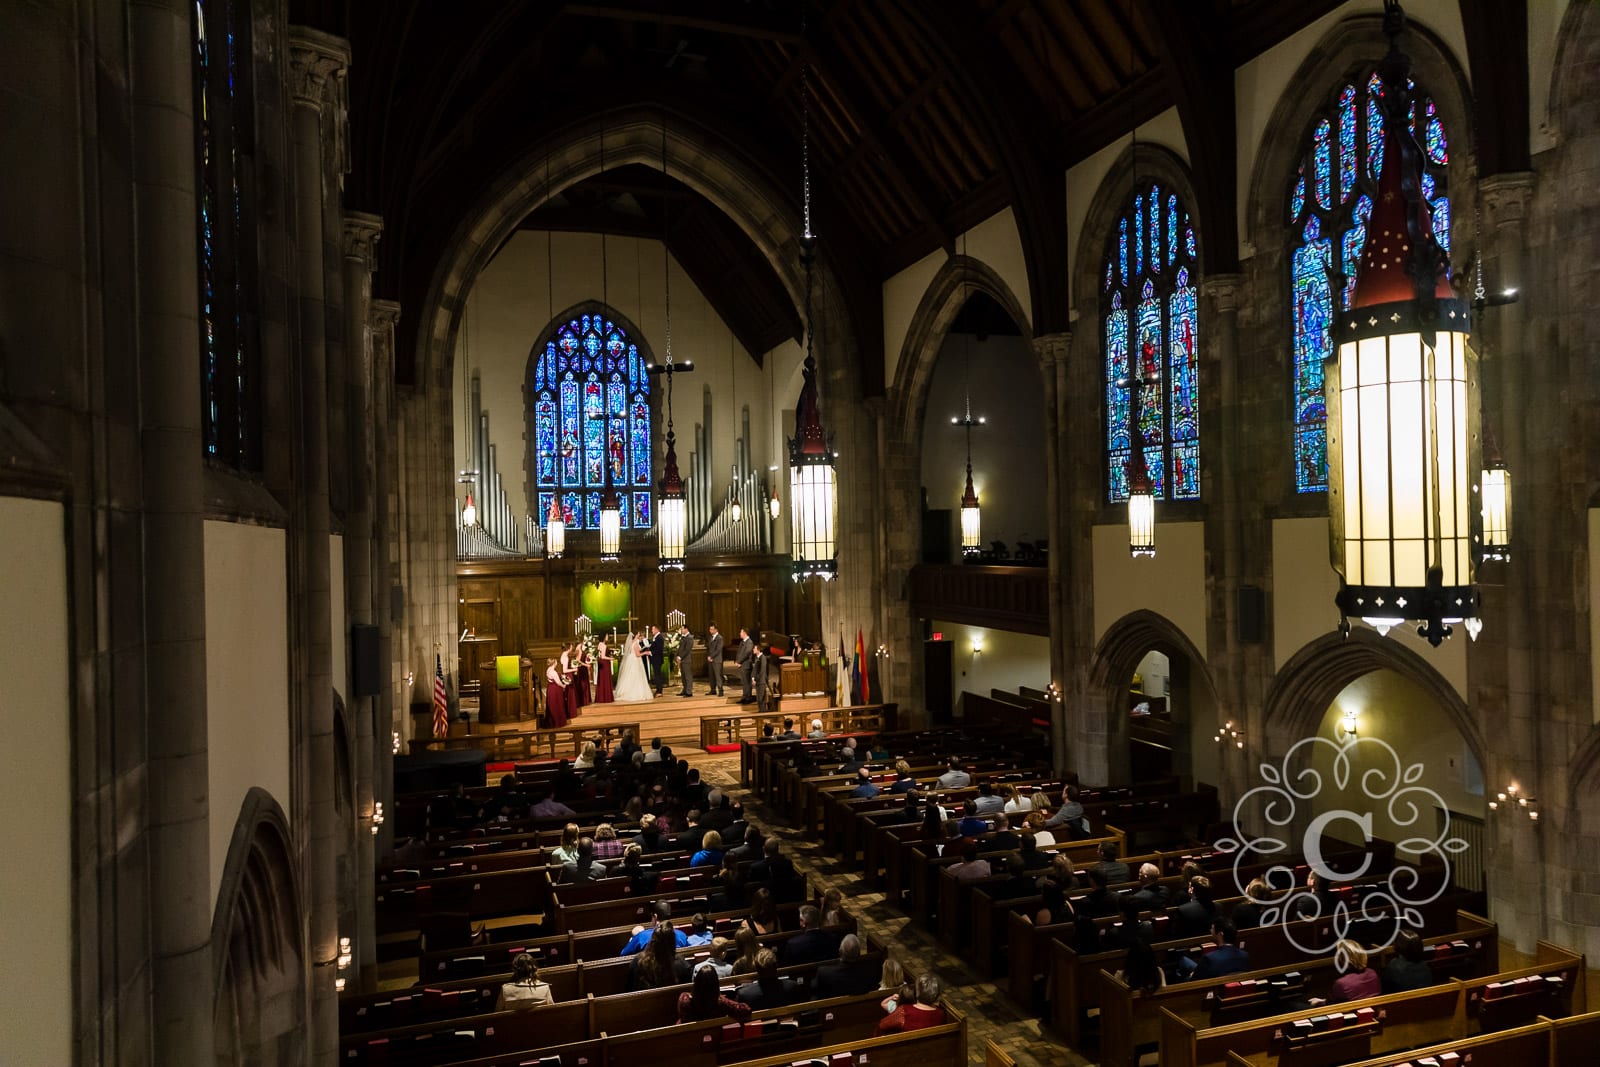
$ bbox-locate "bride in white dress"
[611,631,655,703]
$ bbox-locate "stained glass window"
[1289,73,1451,492]
[1103,183,1201,503]
[532,313,652,532]
[192,0,260,470]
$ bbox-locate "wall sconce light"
[1340,708,1359,742]
[392,729,401,755]
[1045,681,1063,704]
[1488,783,1538,822]
[1214,720,1244,749]
[370,801,385,837]
[405,671,415,689]
[335,934,353,992]
[971,639,983,655]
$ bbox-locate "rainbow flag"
[854,629,868,705]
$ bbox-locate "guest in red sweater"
[876,973,947,1033]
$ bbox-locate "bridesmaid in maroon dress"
[595,637,614,703]
[560,643,581,722]
[576,643,592,707]
[543,658,569,729]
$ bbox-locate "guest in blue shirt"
[684,913,715,947]
[851,767,881,798]
[957,799,989,838]
[619,900,689,956]
[691,829,725,868]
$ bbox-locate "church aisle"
[701,755,1092,1067]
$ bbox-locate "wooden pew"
[1223,1019,1555,1067]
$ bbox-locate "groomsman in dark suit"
[676,624,695,696]
[705,623,725,697]
[648,625,667,695]
[736,627,755,703]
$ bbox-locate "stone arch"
[1084,610,1219,786]
[212,788,305,1066]
[1071,143,1204,321]
[520,298,662,523]
[1261,630,1483,770]
[1549,0,1600,140]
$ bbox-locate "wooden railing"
[407,722,640,763]
[908,563,1049,635]
[700,702,898,751]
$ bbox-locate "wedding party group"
[542,622,777,726]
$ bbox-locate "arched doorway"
[212,788,304,1066]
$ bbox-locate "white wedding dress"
[612,632,655,703]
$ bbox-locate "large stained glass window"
[1289,73,1451,492]
[532,314,653,532]
[192,0,260,470]
[1103,182,1201,503]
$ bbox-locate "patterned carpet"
[697,754,1094,1067]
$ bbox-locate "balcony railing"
[908,564,1049,635]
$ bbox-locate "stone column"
[1476,173,1539,951]
[131,0,214,1058]
[370,300,401,857]
[343,212,382,982]
[288,27,348,1065]
[1201,273,1247,802]
[1033,332,1072,770]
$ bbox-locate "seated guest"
[729,926,762,976]
[685,913,714,947]
[488,775,529,819]
[1001,783,1028,814]
[808,718,827,739]
[759,724,777,742]
[813,934,879,998]
[936,757,971,789]
[1102,895,1153,950]
[1024,810,1057,847]
[1044,785,1089,837]
[972,779,1006,815]
[619,900,688,956]
[592,822,626,862]
[1115,940,1166,993]
[879,957,913,1007]
[947,841,992,882]
[777,718,801,740]
[1292,869,1338,920]
[851,766,881,799]
[1230,877,1271,930]
[691,829,725,868]
[1089,841,1131,886]
[610,730,638,761]
[877,974,946,1034]
[558,837,610,883]
[736,948,800,1010]
[1036,880,1074,926]
[676,809,709,853]
[1329,940,1382,1002]
[1018,832,1052,872]
[726,825,765,863]
[643,735,665,762]
[957,800,989,838]
[630,925,691,990]
[742,887,782,935]
[499,952,554,1008]
[1173,875,1217,937]
[1382,930,1435,993]
[1192,919,1251,979]
[889,762,917,795]
[836,743,863,775]
[1079,869,1119,917]
[709,852,748,911]
[1043,854,1080,893]
[574,740,597,770]
[620,844,659,895]
[868,736,893,760]
[781,904,838,965]
[678,962,752,1022]
[1126,863,1170,908]
[679,767,710,809]
[704,936,736,978]
[551,823,581,866]
[749,838,796,887]
[994,853,1038,899]
[702,789,735,830]
[632,813,668,853]
[988,813,1020,853]
[820,886,847,927]
[529,790,575,819]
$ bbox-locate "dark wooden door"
[924,638,953,724]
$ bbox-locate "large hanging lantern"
[1127,449,1156,558]
[658,427,687,570]
[1479,429,1510,563]
[461,491,477,528]
[960,468,982,557]
[598,477,621,563]
[789,278,838,583]
[1327,9,1479,646]
[544,496,565,559]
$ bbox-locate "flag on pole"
[853,628,867,706]
[432,653,449,740]
[836,633,852,707]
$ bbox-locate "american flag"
[432,653,449,740]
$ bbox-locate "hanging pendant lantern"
[658,426,686,570]
[545,495,565,559]
[960,467,982,556]
[1479,427,1510,563]
[461,491,477,528]
[768,487,781,521]
[598,476,622,563]
[1127,448,1156,558]
[1327,4,1479,645]
[789,242,838,582]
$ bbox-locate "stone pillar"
[370,300,401,857]
[131,0,214,1059]
[343,212,382,983]
[1200,273,1248,802]
[288,27,348,1065]
[1476,172,1540,950]
[1033,332,1072,770]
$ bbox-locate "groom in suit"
[705,623,725,697]
[648,625,667,695]
[676,624,695,697]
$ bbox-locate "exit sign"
[931,632,943,641]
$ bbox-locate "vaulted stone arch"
[212,788,305,1066]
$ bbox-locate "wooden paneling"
[908,564,1049,635]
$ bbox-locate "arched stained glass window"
[192,0,261,470]
[1289,72,1451,493]
[532,313,653,532]
[1104,182,1201,502]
